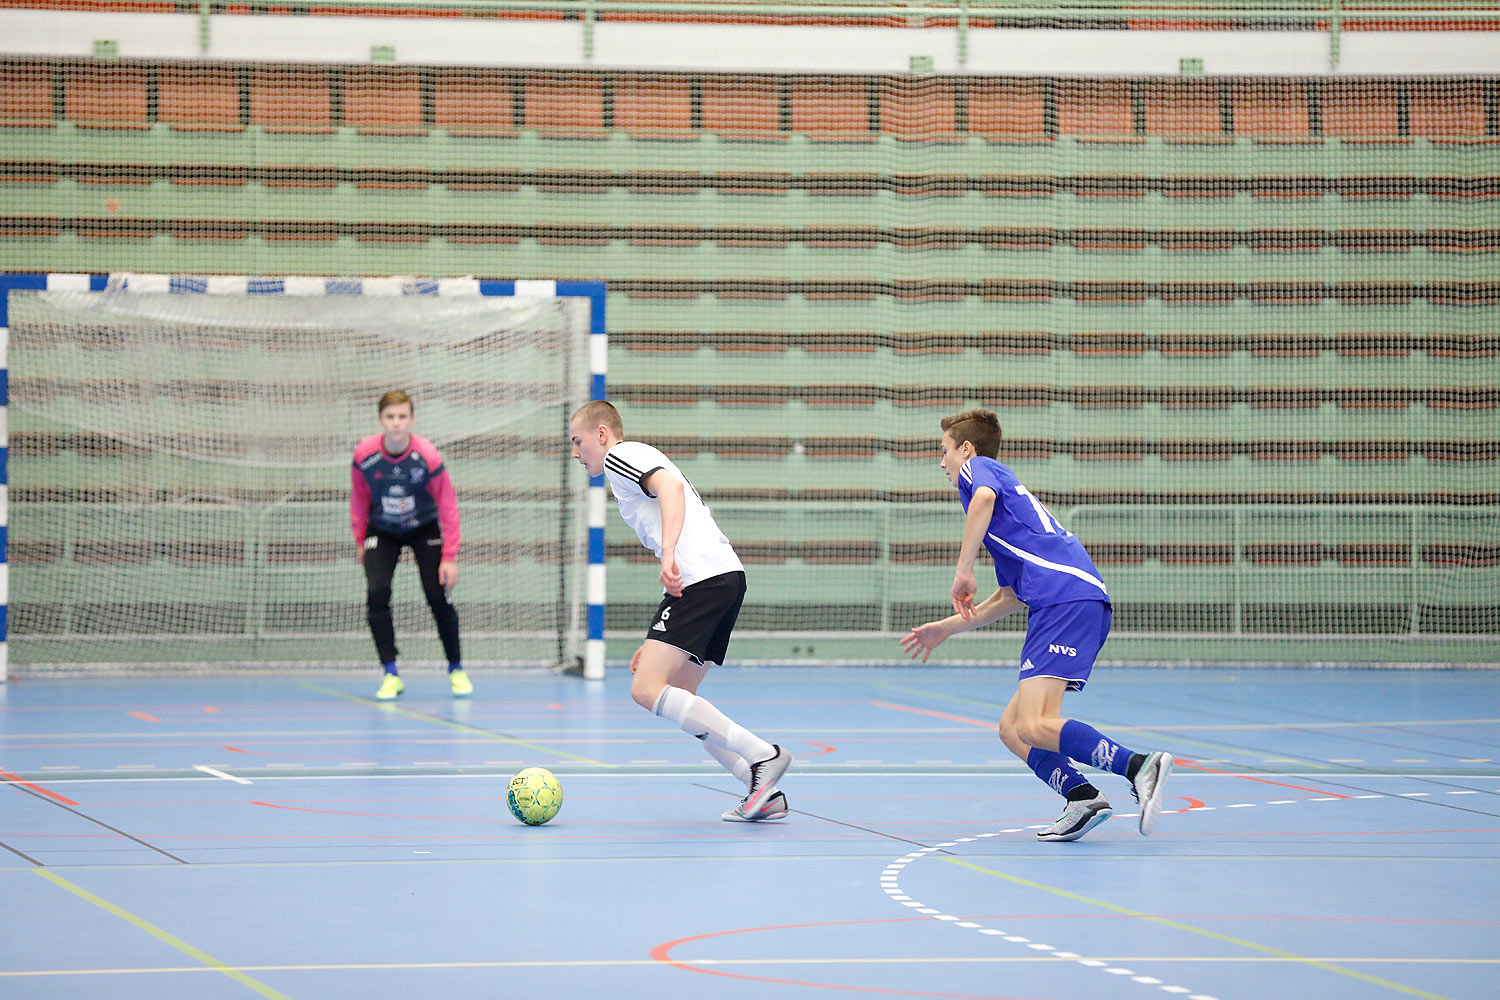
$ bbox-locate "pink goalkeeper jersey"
[350,433,460,560]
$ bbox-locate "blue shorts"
[1018,600,1112,692]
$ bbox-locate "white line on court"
[192,765,251,785]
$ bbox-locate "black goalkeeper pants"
[363,520,462,667]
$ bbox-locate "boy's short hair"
[940,409,1002,459]
[572,399,624,438]
[378,389,413,414]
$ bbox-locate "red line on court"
[0,768,81,806]
[203,706,220,714]
[870,700,994,728]
[652,918,1043,998]
[128,711,160,723]
[1175,758,1351,798]
[251,801,508,823]
[806,742,838,757]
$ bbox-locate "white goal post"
[0,273,607,680]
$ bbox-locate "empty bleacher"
[3,58,1497,649]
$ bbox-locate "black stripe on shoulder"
[606,454,647,483]
[606,453,645,478]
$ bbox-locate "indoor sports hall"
[1,4,1497,1000]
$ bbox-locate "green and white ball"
[507,767,563,826]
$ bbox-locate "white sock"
[703,741,752,788]
[652,685,775,764]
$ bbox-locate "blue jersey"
[958,457,1109,608]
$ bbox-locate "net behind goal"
[1,274,603,676]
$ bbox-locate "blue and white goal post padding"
[0,274,609,683]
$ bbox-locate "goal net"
[6,276,596,673]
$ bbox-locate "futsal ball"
[507,767,563,826]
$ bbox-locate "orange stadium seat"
[613,74,695,138]
[1232,80,1318,142]
[158,64,243,132]
[797,79,875,142]
[525,71,608,137]
[1144,79,1229,142]
[880,77,960,141]
[965,79,1049,142]
[1409,80,1497,143]
[1321,80,1407,143]
[250,67,335,133]
[343,67,426,135]
[1057,79,1140,142]
[433,69,517,137]
[1,61,56,127]
[700,75,783,139]
[791,77,876,141]
[66,62,149,129]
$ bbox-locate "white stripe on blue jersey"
[959,456,1109,608]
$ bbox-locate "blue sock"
[448,663,463,673]
[1026,747,1091,798]
[382,661,398,676]
[1058,719,1135,777]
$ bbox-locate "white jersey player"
[570,400,792,822]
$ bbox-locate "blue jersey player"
[900,409,1173,842]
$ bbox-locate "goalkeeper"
[351,390,470,700]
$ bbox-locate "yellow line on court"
[300,682,612,766]
[30,869,291,999]
[5,956,1496,978]
[945,857,1454,1000]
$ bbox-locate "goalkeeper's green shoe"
[375,674,404,701]
[449,668,473,697]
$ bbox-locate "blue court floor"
[1,666,1497,1000]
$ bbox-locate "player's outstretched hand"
[951,570,978,619]
[900,621,950,663]
[659,555,683,597]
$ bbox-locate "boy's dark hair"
[378,389,413,414]
[940,409,1002,459]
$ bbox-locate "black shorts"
[643,571,746,666]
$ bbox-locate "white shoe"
[722,790,789,823]
[1130,751,1174,835]
[742,745,792,815]
[1036,795,1112,842]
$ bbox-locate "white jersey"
[604,441,744,588]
